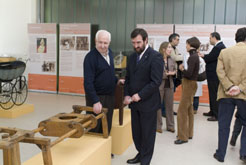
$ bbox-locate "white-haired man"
[84,30,122,137]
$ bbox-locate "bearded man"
[123,28,163,165]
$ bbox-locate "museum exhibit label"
[137,24,174,51]
[59,23,90,94]
[28,23,57,92]
[216,25,245,48]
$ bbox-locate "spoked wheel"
[0,82,13,104]
[12,76,28,106]
[0,82,15,110]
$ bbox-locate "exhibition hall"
[0,0,246,165]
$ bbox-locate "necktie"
[137,54,140,64]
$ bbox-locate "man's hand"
[198,52,204,58]
[93,102,102,114]
[117,79,125,85]
[179,64,184,71]
[226,86,240,96]
[123,96,132,105]
[132,93,141,102]
[166,71,176,76]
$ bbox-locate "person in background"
[193,53,206,114]
[193,82,202,114]
[214,27,246,163]
[175,37,200,145]
[199,32,226,121]
[169,33,183,115]
[169,33,183,88]
[157,41,176,133]
[161,102,166,117]
[184,48,205,115]
[124,28,163,165]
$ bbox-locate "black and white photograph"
[60,36,75,51]
[76,36,89,51]
[41,61,55,72]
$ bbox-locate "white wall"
[0,0,37,58]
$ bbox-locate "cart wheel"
[0,100,15,110]
[0,83,13,104]
[12,79,28,106]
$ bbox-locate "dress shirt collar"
[138,44,149,60]
[215,41,222,46]
[99,51,110,65]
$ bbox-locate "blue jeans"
[193,96,199,111]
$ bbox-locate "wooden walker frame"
[0,105,108,165]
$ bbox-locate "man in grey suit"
[124,28,163,165]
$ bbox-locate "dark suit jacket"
[204,41,226,81]
[124,47,164,112]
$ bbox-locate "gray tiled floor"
[0,92,243,165]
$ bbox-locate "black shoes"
[203,112,213,116]
[207,116,218,121]
[240,155,246,163]
[230,134,237,146]
[174,139,188,144]
[111,154,114,158]
[173,112,177,115]
[127,154,140,164]
[213,153,224,162]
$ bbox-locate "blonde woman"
[157,42,177,133]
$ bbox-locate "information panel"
[59,24,90,94]
[137,24,174,51]
[28,23,57,92]
[175,24,215,59]
[216,25,245,48]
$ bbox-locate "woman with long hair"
[157,42,177,133]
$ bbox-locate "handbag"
[197,57,206,81]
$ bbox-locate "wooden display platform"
[0,57,16,62]
[23,134,112,165]
[0,104,34,118]
[111,109,133,155]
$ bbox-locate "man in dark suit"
[124,28,163,165]
[199,32,226,121]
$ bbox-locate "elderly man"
[124,28,163,165]
[214,27,246,163]
[83,30,120,135]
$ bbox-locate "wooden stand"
[0,104,34,118]
[114,84,125,125]
[23,135,112,165]
[0,57,16,62]
[111,109,133,155]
